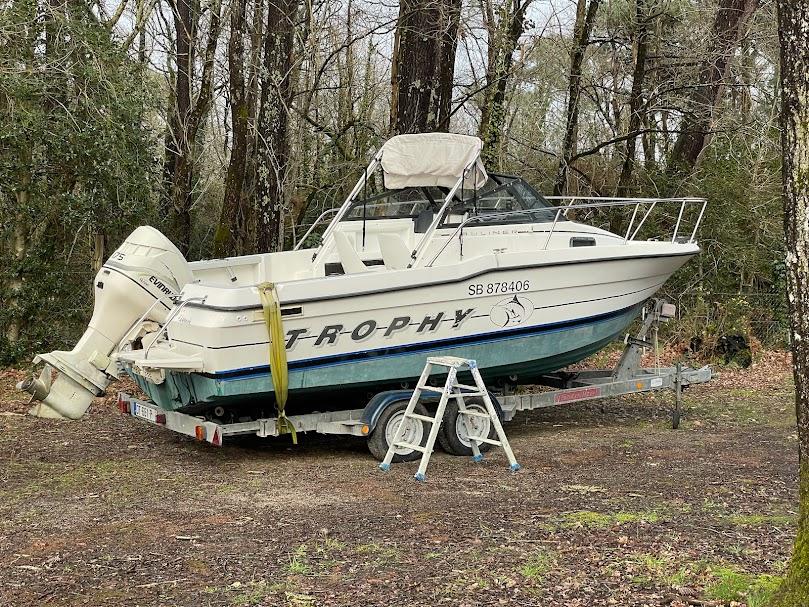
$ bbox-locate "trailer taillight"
[194,425,206,441]
[155,413,166,425]
[211,428,222,446]
[117,393,130,414]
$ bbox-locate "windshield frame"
[340,173,551,226]
[437,174,554,228]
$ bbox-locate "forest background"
[0,0,779,364]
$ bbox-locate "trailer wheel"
[367,401,429,462]
[437,397,498,456]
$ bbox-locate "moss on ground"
[519,549,556,580]
[561,509,661,528]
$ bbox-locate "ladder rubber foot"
[472,454,484,462]
[510,462,522,472]
[414,472,426,482]
[378,463,391,472]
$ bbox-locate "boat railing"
[293,207,341,250]
[424,196,707,267]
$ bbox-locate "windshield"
[342,174,554,226]
[344,187,443,220]
[439,175,555,227]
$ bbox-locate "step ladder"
[378,356,521,481]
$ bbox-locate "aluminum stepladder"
[378,356,521,481]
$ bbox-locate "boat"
[19,133,706,422]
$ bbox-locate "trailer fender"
[361,389,504,433]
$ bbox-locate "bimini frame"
[295,148,488,266]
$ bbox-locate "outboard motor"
[17,226,192,420]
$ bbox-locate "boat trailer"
[116,299,711,450]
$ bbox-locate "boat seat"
[377,234,412,270]
[333,232,368,274]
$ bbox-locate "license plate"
[132,402,158,423]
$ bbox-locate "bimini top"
[380,133,488,190]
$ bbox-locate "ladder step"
[459,409,490,418]
[426,356,471,368]
[419,386,445,394]
[406,413,437,424]
[452,391,485,398]
[394,441,428,453]
[454,383,483,392]
[473,437,502,446]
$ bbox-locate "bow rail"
[424,196,707,267]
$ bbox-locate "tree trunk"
[6,150,31,345]
[616,0,649,197]
[216,0,251,257]
[166,0,222,256]
[771,1,809,604]
[390,0,461,134]
[478,0,532,169]
[166,0,194,254]
[666,0,757,180]
[553,0,601,195]
[255,0,298,253]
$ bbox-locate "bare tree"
[666,0,757,182]
[390,0,461,134]
[615,0,649,197]
[216,0,254,257]
[164,0,223,255]
[553,0,600,195]
[255,0,299,252]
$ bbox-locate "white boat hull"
[121,244,696,412]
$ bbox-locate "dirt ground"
[0,350,799,607]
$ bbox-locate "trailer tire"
[437,397,499,457]
[367,401,430,463]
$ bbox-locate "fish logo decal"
[489,295,534,327]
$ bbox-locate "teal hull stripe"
[209,302,642,382]
[128,304,640,409]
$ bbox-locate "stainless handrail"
[143,296,207,360]
[425,197,707,267]
[293,208,340,250]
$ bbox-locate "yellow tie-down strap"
[258,282,297,444]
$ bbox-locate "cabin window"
[570,237,596,247]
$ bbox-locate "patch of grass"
[286,545,310,575]
[726,513,796,527]
[231,580,289,606]
[628,553,676,587]
[562,510,614,528]
[562,510,661,528]
[615,511,659,524]
[354,541,399,561]
[667,566,691,588]
[705,566,782,607]
[519,549,555,580]
[0,459,164,506]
